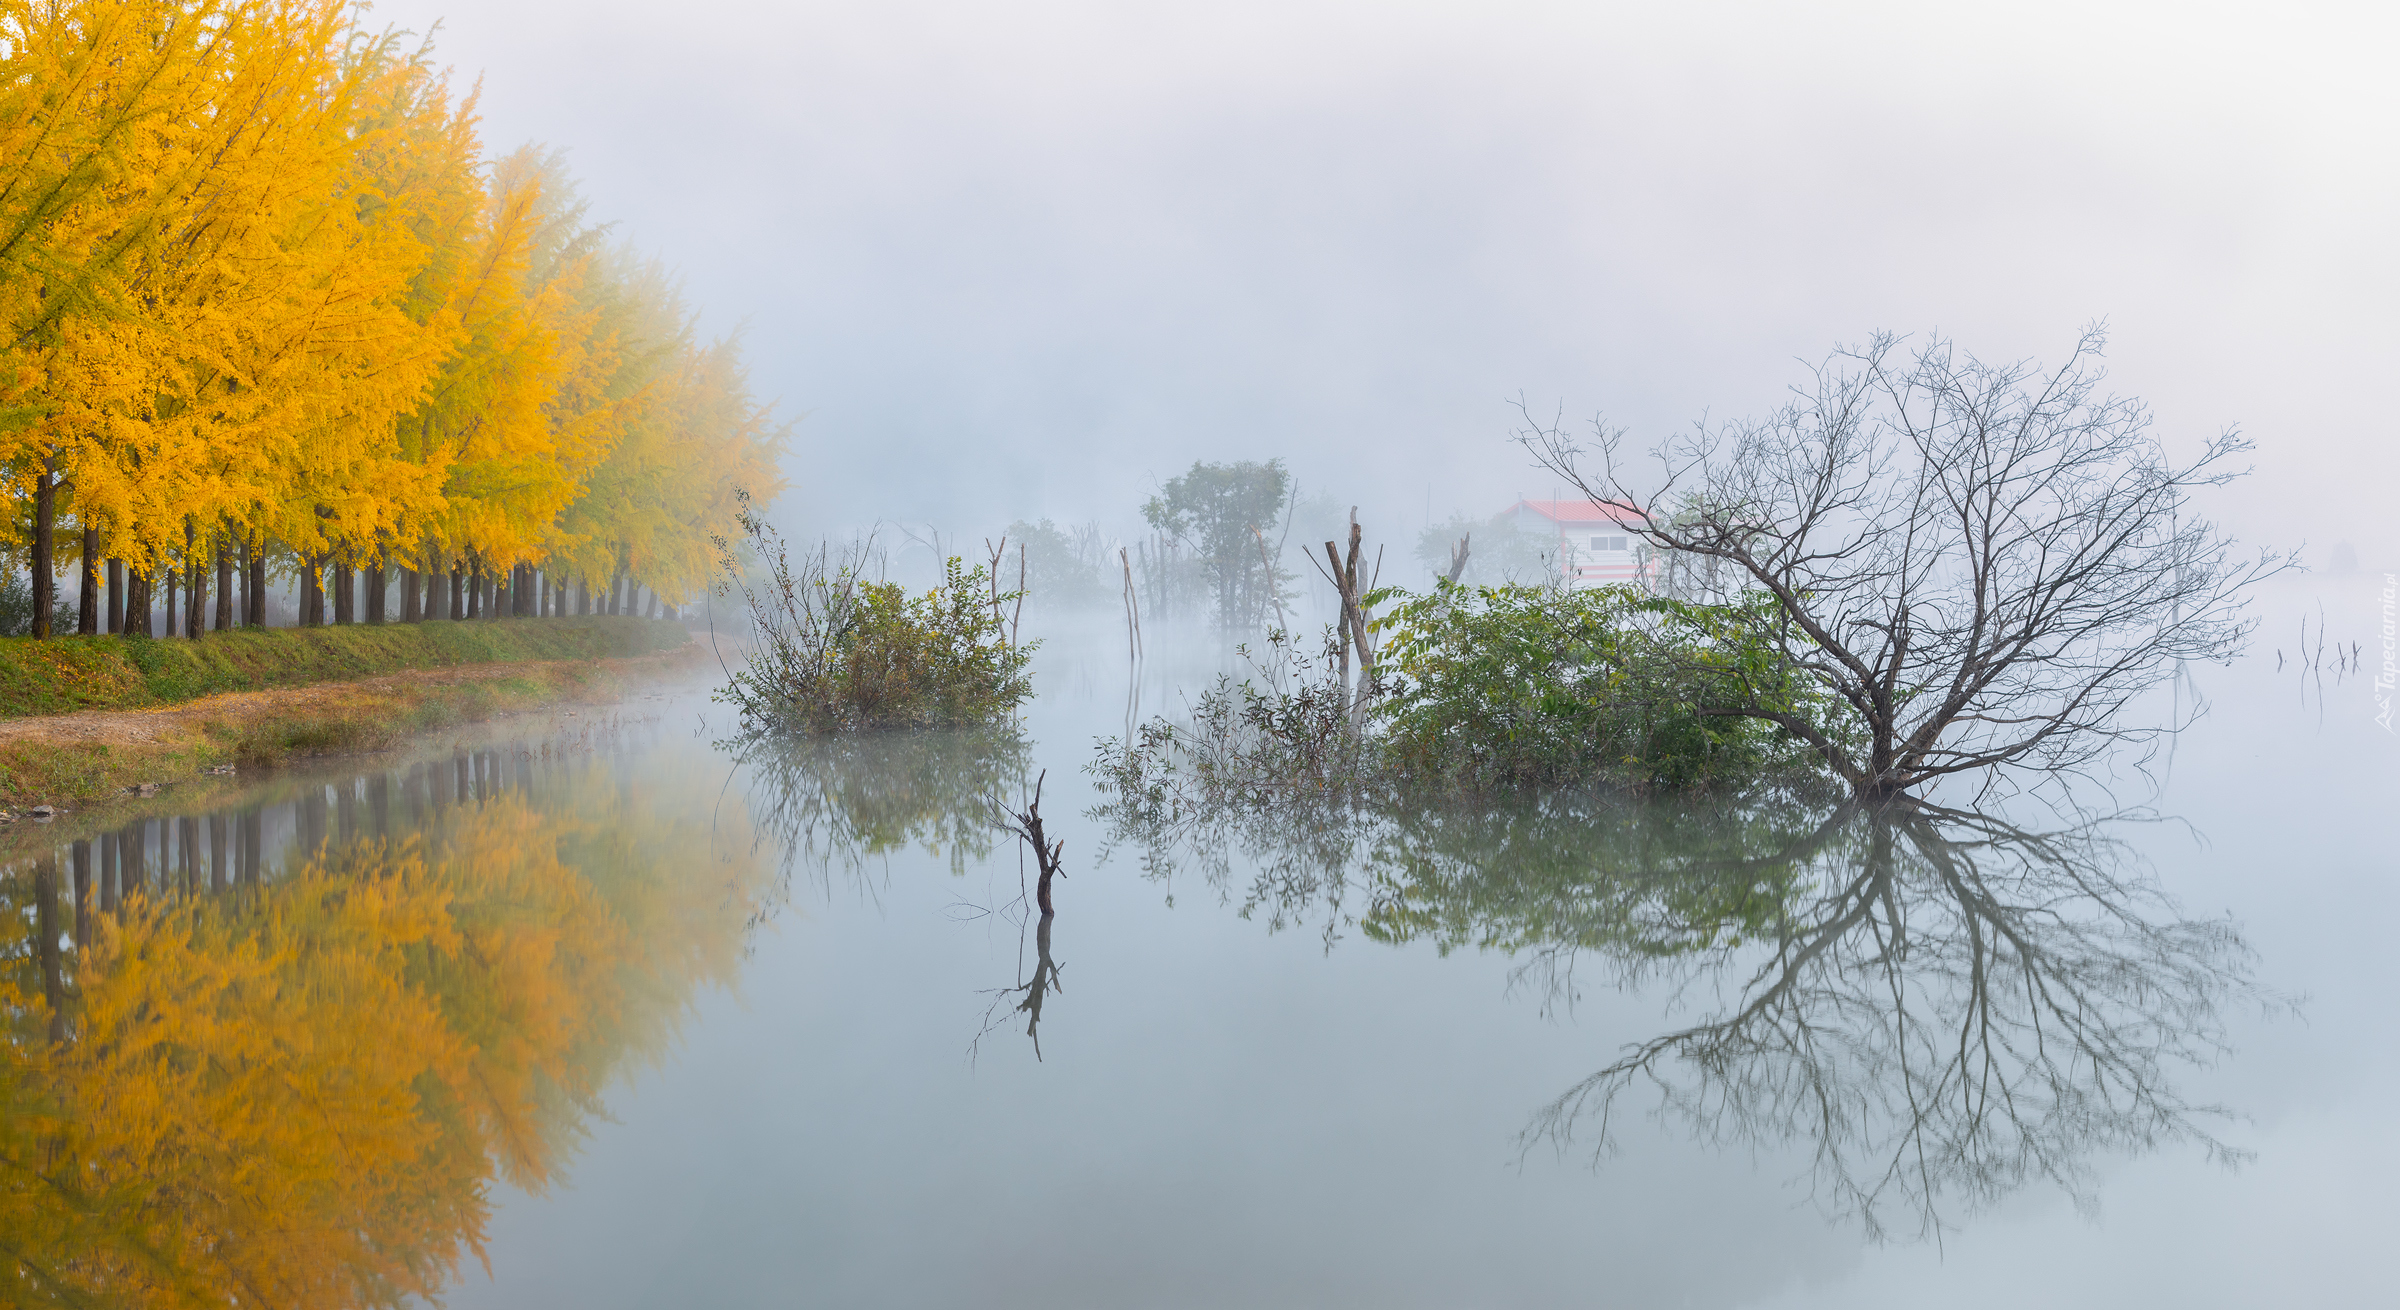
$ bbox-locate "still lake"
[6,574,2393,1307]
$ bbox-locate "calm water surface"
[5,576,2393,1307]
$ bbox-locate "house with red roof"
[1506,498,1651,589]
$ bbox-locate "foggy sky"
[374,0,2399,569]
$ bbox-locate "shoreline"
[0,643,713,811]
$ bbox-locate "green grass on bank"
[0,616,691,718]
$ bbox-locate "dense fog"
[379,0,2398,581]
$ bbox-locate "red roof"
[1511,498,1645,526]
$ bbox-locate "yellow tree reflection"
[1,759,763,1306]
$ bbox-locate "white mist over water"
[374,0,2399,577]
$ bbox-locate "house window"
[1591,535,1627,553]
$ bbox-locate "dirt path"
[0,647,710,753]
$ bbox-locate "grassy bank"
[0,643,703,808]
[0,616,689,718]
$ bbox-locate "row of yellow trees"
[0,0,786,638]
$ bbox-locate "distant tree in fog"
[1003,518,1110,608]
[1413,512,1564,587]
[1522,327,2281,802]
[1142,460,1295,631]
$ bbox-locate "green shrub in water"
[718,509,1035,734]
[1373,581,1836,792]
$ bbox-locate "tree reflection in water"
[1097,783,2274,1240]
[736,728,1031,901]
[0,739,768,1306]
[734,729,1065,1060]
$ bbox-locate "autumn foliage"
[0,768,765,1305]
[0,0,785,638]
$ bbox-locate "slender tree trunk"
[108,558,123,633]
[577,575,590,615]
[301,557,322,626]
[163,566,177,637]
[333,560,353,624]
[184,517,200,638]
[401,567,419,622]
[30,461,54,638]
[215,530,232,630]
[247,541,266,627]
[449,566,463,620]
[78,526,99,633]
[366,561,385,623]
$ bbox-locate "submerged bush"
[1094,581,1843,810]
[717,506,1035,734]
[1373,581,1835,792]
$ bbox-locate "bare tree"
[1520,327,2282,802]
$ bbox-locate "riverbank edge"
[0,643,715,809]
[0,615,692,719]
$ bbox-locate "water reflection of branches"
[972,912,1064,1062]
[736,729,1031,908]
[1528,803,2270,1240]
[1094,784,2272,1239]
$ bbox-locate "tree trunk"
[247,541,266,627]
[108,558,123,633]
[78,526,99,633]
[333,560,353,624]
[401,567,418,622]
[215,532,232,630]
[366,561,385,623]
[30,462,54,638]
[163,567,177,637]
[126,569,151,637]
[301,557,322,626]
[185,517,201,638]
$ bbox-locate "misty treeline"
[998,458,1558,630]
[0,0,786,641]
[1099,329,2274,806]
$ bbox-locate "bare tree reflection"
[731,729,1069,1058]
[974,911,1065,1061]
[1095,784,2272,1239]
